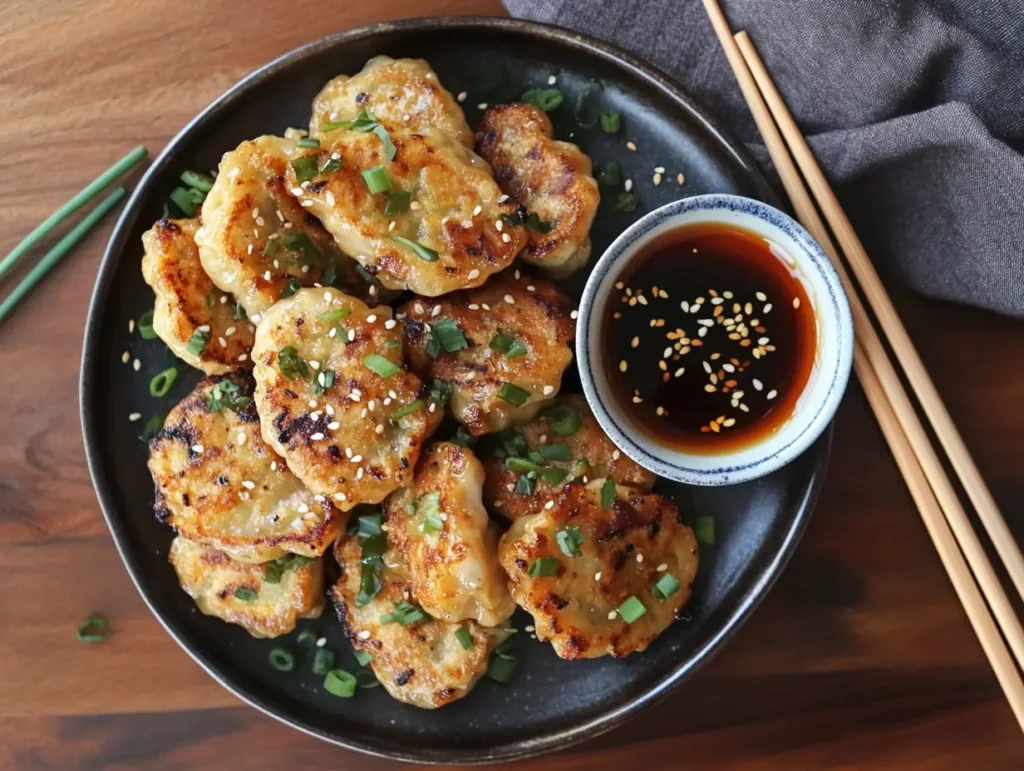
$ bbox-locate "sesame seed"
[121,351,130,364]
[128,412,141,421]
[656,406,664,416]
[128,319,135,334]
[384,319,397,329]
[357,630,371,640]
[723,418,737,427]
[619,360,628,373]
[653,172,662,185]
[705,384,716,392]
[544,500,554,509]
[310,360,321,370]
[501,233,511,243]
[677,172,685,185]
[792,298,801,309]
[482,303,491,311]
[612,450,621,460]
[608,611,618,620]
[328,328,337,338]
[624,178,633,192]
[767,389,778,400]
[674,367,685,377]
[347,329,355,342]
[241,480,256,490]
[290,187,304,196]
[548,75,557,85]
[375,424,384,435]
[237,432,247,445]
[191,444,204,454]
[467,268,480,281]
[756,291,767,301]
[310,432,325,440]
[133,358,141,371]
[543,385,554,395]
[334,492,347,501]
[477,103,488,110]
[504,294,515,305]
[636,553,644,563]
[325,191,336,207]
[656,563,668,572]
[626,141,637,151]
[654,166,665,174]
[570,309,578,320]
[328,421,340,430]
[271,461,278,471]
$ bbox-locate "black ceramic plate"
[81,16,830,765]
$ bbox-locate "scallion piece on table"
[76,615,109,643]
[363,353,400,378]
[498,382,531,406]
[613,192,639,212]
[149,367,178,398]
[296,629,318,646]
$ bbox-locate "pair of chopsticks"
[0,146,147,324]
[702,0,1024,730]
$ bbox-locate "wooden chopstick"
[0,188,126,324]
[700,0,1024,729]
[733,30,1024,606]
[0,145,146,282]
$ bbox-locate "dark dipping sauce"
[603,222,817,454]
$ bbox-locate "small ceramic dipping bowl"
[577,194,853,486]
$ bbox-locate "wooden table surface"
[2,0,1023,768]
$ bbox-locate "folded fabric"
[503,0,1024,318]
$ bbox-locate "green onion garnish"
[137,309,156,339]
[600,111,622,133]
[521,87,564,112]
[264,238,282,259]
[361,165,392,194]
[502,210,556,233]
[185,329,209,355]
[149,367,178,398]
[451,425,476,447]
[393,236,439,262]
[76,615,109,643]
[323,669,357,697]
[652,572,681,601]
[357,512,383,539]
[297,628,318,646]
[498,382,531,406]
[429,317,468,353]
[320,156,342,174]
[233,302,248,320]
[514,474,534,495]
[372,124,397,161]
[317,307,351,324]
[169,186,200,217]
[353,648,372,667]
[488,329,528,358]
[539,443,570,462]
[486,639,517,684]
[540,467,567,485]
[356,513,386,606]
[363,353,399,378]
[542,404,582,436]
[600,477,617,509]
[291,155,319,184]
[205,291,216,309]
[506,456,543,474]
[268,647,295,672]
[207,379,252,413]
[279,277,301,299]
[138,413,164,442]
[180,170,215,192]
[454,626,474,651]
[428,378,452,407]
[596,161,621,188]
[277,345,309,380]
[380,601,428,626]
[384,190,411,215]
[297,137,320,149]
[556,524,584,557]
[383,339,400,349]
[574,81,602,128]
[617,596,647,624]
[312,647,336,675]
[527,557,559,577]
[283,231,319,263]
[418,491,444,533]
[613,192,639,212]
[233,587,258,602]
[695,515,715,545]
[390,399,424,423]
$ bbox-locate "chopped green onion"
[279,277,301,298]
[323,669,357,697]
[363,353,400,378]
[263,238,282,258]
[205,291,216,309]
[317,307,351,324]
[311,368,335,396]
[497,428,528,458]
[498,383,531,406]
[380,601,428,626]
[543,404,582,436]
[383,339,400,349]
[361,165,392,194]
[600,111,622,133]
[596,161,621,188]
[428,378,452,407]
[233,587,258,602]
[312,647,336,675]
[169,186,199,216]
[528,450,544,464]
[574,81,602,128]
[357,512,384,540]
[451,425,476,447]
[353,648,372,667]
[506,456,543,474]
[393,236,438,262]
[233,302,248,320]
[268,647,295,672]
[277,346,309,380]
[185,329,209,355]
[695,515,715,545]
[527,557,560,577]
[180,170,215,192]
[418,491,444,534]
[454,626,474,651]
[556,524,584,557]
[372,124,397,161]
[137,309,156,339]
[207,379,252,413]
[297,628,318,646]
[429,317,468,353]
[291,155,319,184]
[652,572,681,601]
[539,443,570,462]
[486,649,517,684]
[514,474,535,495]
[356,514,386,607]
[283,231,319,263]
[390,399,424,423]
[521,87,564,112]
[617,596,647,624]
[488,329,528,358]
[149,367,178,397]
[297,137,321,149]
[384,190,411,215]
[76,615,109,643]
[539,466,567,485]
[320,156,342,174]
[600,477,617,509]
[613,192,639,212]
[502,210,556,233]
[138,413,164,442]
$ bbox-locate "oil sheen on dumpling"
[141,217,255,373]
[149,373,344,563]
[384,442,515,627]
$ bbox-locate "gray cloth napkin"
[503,0,1024,318]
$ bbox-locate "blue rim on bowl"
[577,194,853,486]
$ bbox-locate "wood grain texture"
[1,0,1023,768]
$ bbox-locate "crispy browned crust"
[476,104,599,276]
[149,373,344,562]
[400,271,576,435]
[483,394,657,520]
[330,536,507,709]
[169,536,324,638]
[140,218,255,373]
[498,480,698,660]
[383,443,515,626]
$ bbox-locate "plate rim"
[80,14,829,765]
